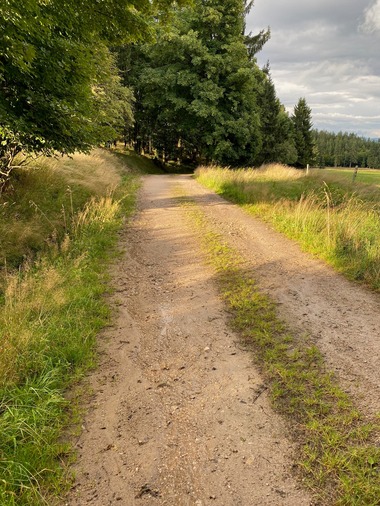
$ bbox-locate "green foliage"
[256,66,297,165]
[313,130,380,169]
[120,0,268,166]
[292,97,314,168]
[0,0,186,182]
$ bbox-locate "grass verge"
[195,165,380,291]
[176,188,380,505]
[0,150,144,504]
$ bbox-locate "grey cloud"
[361,0,380,32]
[246,0,380,137]
[247,0,367,33]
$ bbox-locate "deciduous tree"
[0,0,185,183]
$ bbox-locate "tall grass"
[0,150,141,504]
[195,165,380,291]
[0,149,128,268]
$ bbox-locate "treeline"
[4,1,379,179]
[115,0,313,168]
[313,130,380,169]
[1,0,316,185]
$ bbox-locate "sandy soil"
[64,174,380,505]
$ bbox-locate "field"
[195,164,380,291]
[314,167,380,186]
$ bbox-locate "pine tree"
[292,97,314,168]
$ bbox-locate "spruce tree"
[124,0,266,165]
[292,97,314,168]
[256,65,296,165]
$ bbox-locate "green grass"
[0,149,145,504]
[176,189,380,505]
[319,168,380,186]
[0,149,127,269]
[195,164,380,291]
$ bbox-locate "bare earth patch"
[64,174,380,505]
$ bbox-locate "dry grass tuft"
[0,149,130,268]
[35,149,125,195]
[1,262,66,384]
[196,163,304,184]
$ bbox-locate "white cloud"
[361,1,380,32]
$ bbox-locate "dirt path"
[177,175,380,417]
[65,174,380,506]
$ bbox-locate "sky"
[246,0,380,138]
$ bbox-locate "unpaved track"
[65,174,379,506]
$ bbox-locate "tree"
[0,0,186,184]
[256,65,296,165]
[292,97,314,168]
[120,0,267,166]
[312,129,380,169]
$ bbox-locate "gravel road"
[64,174,380,505]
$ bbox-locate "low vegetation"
[0,149,152,504]
[321,168,380,186]
[177,189,380,505]
[195,164,380,291]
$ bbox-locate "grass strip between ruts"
[175,188,380,506]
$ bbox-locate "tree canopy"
[119,0,270,166]
[0,0,186,182]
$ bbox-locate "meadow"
[316,167,380,186]
[195,164,380,291]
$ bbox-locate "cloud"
[246,0,380,137]
[361,1,380,32]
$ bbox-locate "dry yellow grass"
[38,149,125,195]
[196,164,380,290]
[196,163,304,184]
[1,262,66,383]
[0,149,131,267]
